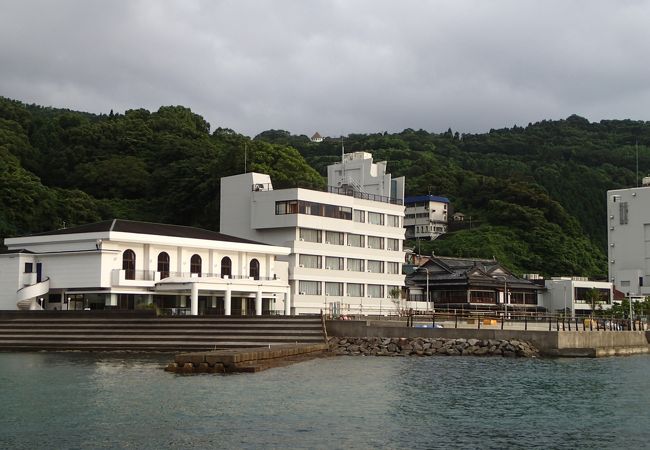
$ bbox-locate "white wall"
[607,186,650,296]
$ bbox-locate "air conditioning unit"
[326,266,331,270]
[299,291,306,295]
[325,293,330,296]
[347,243,352,246]
[299,238,304,241]
[367,270,372,272]
[299,264,304,268]
[387,248,392,251]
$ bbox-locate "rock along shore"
[329,337,539,358]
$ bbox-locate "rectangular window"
[367,260,384,273]
[368,212,384,225]
[325,282,343,296]
[367,284,384,298]
[325,231,344,245]
[387,262,399,274]
[353,210,365,223]
[299,228,322,243]
[299,280,321,295]
[347,233,364,247]
[24,262,33,273]
[367,236,384,249]
[387,215,400,227]
[386,238,399,251]
[347,283,364,297]
[299,254,321,269]
[347,258,364,272]
[339,206,353,220]
[620,202,628,225]
[325,256,343,270]
[275,200,299,215]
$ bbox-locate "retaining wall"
[326,320,650,357]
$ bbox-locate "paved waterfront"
[1,352,649,449]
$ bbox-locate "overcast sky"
[2,0,650,137]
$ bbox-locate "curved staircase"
[15,278,50,310]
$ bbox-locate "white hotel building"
[220,152,406,315]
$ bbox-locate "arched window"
[221,257,232,278]
[249,259,260,280]
[190,254,202,277]
[122,249,136,280]
[157,252,170,279]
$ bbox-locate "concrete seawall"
[326,320,650,357]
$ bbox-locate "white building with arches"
[0,219,290,315]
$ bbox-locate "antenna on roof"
[341,135,345,162]
[244,143,247,173]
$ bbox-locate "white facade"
[327,151,405,202]
[404,195,449,240]
[540,277,613,315]
[0,220,290,315]
[221,155,406,315]
[607,183,650,297]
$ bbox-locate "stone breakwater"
[329,337,539,358]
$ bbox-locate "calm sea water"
[0,352,648,449]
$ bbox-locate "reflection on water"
[0,352,648,449]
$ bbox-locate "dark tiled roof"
[20,220,268,246]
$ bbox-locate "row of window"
[121,250,260,280]
[405,212,447,219]
[298,281,400,298]
[407,202,448,209]
[298,255,400,274]
[299,228,401,251]
[276,201,401,227]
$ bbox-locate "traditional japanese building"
[406,256,544,312]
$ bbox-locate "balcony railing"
[159,272,278,281]
[252,182,403,205]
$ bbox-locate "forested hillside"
[2,96,648,278]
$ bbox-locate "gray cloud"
[1,0,650,137]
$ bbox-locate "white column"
[190,283,199,316]
[255,290,262,316]
[225,287,232,316]
[284,291,291,316]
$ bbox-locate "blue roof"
[405,195,449,204]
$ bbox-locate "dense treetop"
[2,96,648,278]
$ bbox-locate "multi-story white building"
[0,220,290,315]
[404,195,449,240]
[221,152,406,315]
[607,177,650,298]
[540,277,612,316]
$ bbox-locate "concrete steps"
[0,316,327,351]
